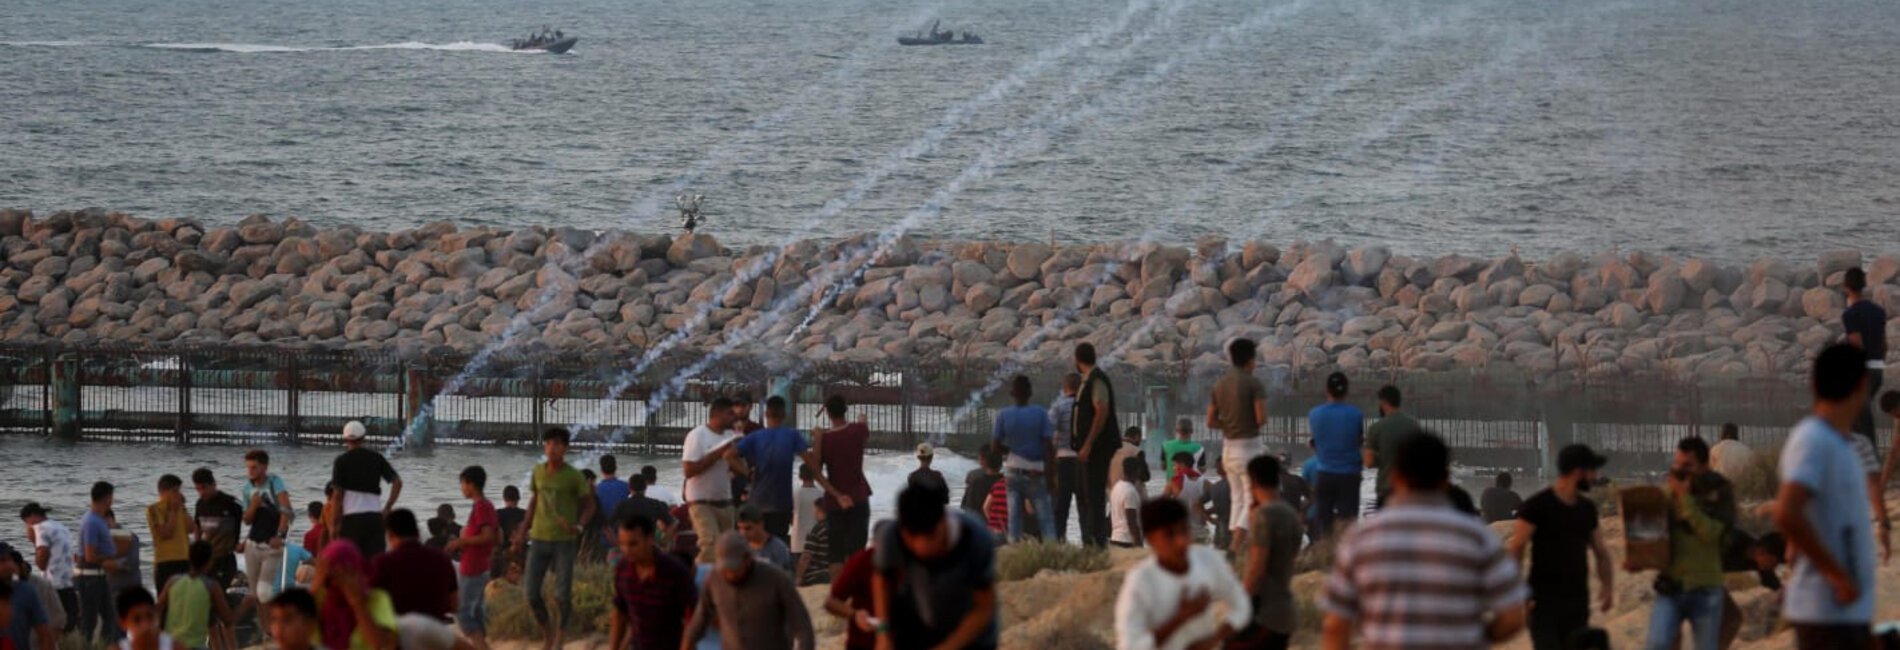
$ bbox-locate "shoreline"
[0,208,1894,381]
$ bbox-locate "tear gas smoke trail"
[1099,32,1548,369]
[781,0,1323,347]
[413,0,1158,456]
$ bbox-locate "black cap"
[1326,372,1350,397]
[1556,444,1607,474]
[18,503,49,520]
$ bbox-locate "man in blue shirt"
[992,375,1055,543]
[596,455,630,549]
[1774,344,1878,650]
[1308,373,1364,541]
[736,396,816,544]
[1048,373,1081,543]
[77,481,125,644]
[0,542,56,650]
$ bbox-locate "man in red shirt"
[815,395,873,578]
[823,522,889,650]
[445,467,500,650]
[369,510,457,622]
[610,515,695,650]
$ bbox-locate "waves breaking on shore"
[0,208,1894,383]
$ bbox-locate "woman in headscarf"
[311,540,397,650]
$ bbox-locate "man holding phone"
[683,397,750,564]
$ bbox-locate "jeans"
[687,503,737,564]
[1312,471,1361,540]
[1078,441,1116,547]
[522,539,577,630]
[1052,456,1079,542]
[1644,587,1723,650]
[76,574,121,644]
[1005,469,1056,543]
[57,588,79,633]
[457,574,489,634]
[1222,438,1265,535]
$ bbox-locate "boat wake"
[140,41,528,54]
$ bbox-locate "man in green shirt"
[1642,436,1735,650]
[1161,418,1203,482]
[1363,385,1421,509]
[511,428,596,650]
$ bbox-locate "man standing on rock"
[1308,372,1364,540]
[330,421,402,557]
[1208,338,1268,553]
[1073,343,1120,548]
[1841,267,1887,452]
[1774,344,1878,650]
[1507,444,1613,650]
[1049,373,1080,543]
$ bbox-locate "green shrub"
[995,541,1109,582]
[486,561,618,640]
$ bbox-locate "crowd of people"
[0,266,1893,650]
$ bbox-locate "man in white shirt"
[639,466,683,507]
[19,502,77,636]
[1114,497,1250,650]
[1109,457,1145,548]
[1163,452,1210,541]
[682,397,749,564]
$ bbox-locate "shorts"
[457,574,489,634]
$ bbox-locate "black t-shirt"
[332,448,400,495]
[1844,301,1888,360]
[195,492,245,559]
[609,495,675,533]
[1517,488,1598,600]
[960,470,998,515]
[490,506,527,580]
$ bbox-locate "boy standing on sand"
[19,502,77,637]
[791,465,823,582]
[513,428,596,650]
[1109,457,1145,549]
[1774,344,1878,650]
[446,466,500,650]
[1114,498,1251,650]
[1232,456,1302,650]
[1207,339,1267,549]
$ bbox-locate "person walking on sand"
[240,449,293,627]
[1207,338,1267,552]
[683,398,750,564]
[1508,444,1614,650]
[1114,497,1251,650]
[1074,343,1121,548]
[147,475,195,598]
[875,486,998,650]
[1322,431,1527,650]
[737,396,816,543]
[1231,455,1302,650]
[813,395,873,578]
[1640,437,1735,650]
[1050,373,1082,543]
[991,375,1056,544]
[682,532,814,650]
[1308,372,1364,540]
[609,515,695,650]
[512,427,597,650]
[331,421,402,557]
[1774,343,1879,650]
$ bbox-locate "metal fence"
[0,342,1873,480]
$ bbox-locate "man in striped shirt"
[1320,431,1527,650]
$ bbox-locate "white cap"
[342,421,367,441]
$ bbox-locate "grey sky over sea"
[4,0,1898,262]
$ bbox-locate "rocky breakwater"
[0,208,1895,378]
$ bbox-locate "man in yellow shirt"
[146,475,195,593]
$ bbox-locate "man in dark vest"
[1072,343,1120,547]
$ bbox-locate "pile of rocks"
[0,209,1893,379]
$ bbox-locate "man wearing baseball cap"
[682,532,814,650]
[18,502,77,638]
[907,444,949,504]
[1507,444,1614,650]
[329,421,403,556]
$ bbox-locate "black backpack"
[247,480,283,543]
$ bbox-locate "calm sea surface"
[5,0,1900,261]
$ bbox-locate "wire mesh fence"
[0,341,1877,479]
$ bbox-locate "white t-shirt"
[791,485,824,553]
[1115,545,1253,650]
[1176,475,1207,526]
[32,520,77,589]
[647,484,683,507]
[1110,481,1141,545]
[681,425,738,502]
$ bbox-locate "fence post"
[177,352,192,444]
[531,361,546,445]
[901,371,915,449]
[52,352,79,441]
[287,353,302,445]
